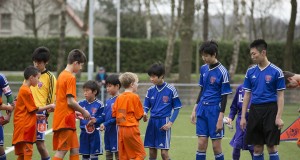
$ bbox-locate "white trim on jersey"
[218,65,229,83]
[166,84,179,98]
[270,63,284,78]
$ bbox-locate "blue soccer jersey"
[243,63,285,104]
[78,99,104,155]
[78,99,104,129]
[198,64,232,107]
[102,96,118,152]
[0,73,12,105]
[144,82,182,118]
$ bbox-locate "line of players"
[0,38,298,160]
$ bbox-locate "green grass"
[4,104,300,159]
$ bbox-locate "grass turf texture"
[3,104,300,159]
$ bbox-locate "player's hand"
[82,109,91,120]
[87,117,96,126]
[143,112,148,122]
[240,117,247,131]
[0,115,10,125]
[216,119,223,133]
[100,124,105,131]
[6,103,14,112]
[36,114,46,120]
[160,121,173,131]
[190,111,196,125]
[275,118,284,130]
[227,117,232,125]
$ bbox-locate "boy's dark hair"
[147,62,165,78]
[82,80,100,96]
[249,39,268,52]
[106,74,121,89]
[199,40,218,57]
[67,49,87,64]
[24,66,40,80]
[32,46,51,62]
[283,71,295,85]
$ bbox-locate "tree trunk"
[144,0,151,39]
[284,0,297,71]
[57,0,67,76]
[164,0,182,77]
[250,0,257,40]
[220,0,226,40]
[179,0,194,83]
[77,0,89,80]
[240,0,247,39]
[30,0,38,38]
[203,0,209,41]
[229,0,241,80]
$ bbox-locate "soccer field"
[4,104,300,159]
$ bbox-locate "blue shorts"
[144,117,171,149]
[0,126,3,146]
[104,125,118,152]
[79,130,103,155]
[196,105,224,139]
[36,112,48,141]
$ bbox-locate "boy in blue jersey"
[100,74,121,160]
[77,80,104,160]
[143,62,182,160]
[0,73,14,160]
[240,39,285,160]
[190,40,232,160]
[227,84,253,160]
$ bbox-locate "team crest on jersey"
[38,82,43,88]
[265,75,272,83]
[163,96,169,103]
[91,108,97,114]
[210,76,216,84]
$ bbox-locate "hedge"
[0,37,299,73]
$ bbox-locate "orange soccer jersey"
[12,84,38,145]
[112,92,144,126]
[112,92,146,159]
[53,70,77,131]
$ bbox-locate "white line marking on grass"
[5,129,53,154]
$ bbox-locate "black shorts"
[246,102,280,146]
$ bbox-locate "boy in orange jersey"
[112,72,146,160]
[283,71,300,148]
[52,49,91,160]
[12,66,55,160]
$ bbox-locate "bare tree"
[144,0,152,39]
[249,0,257,40]
[203,0,209,41]
[57,0,67,75]
[155,0,183,77]
[12,0,52,38]
[284,0,297,70]
[178,0,195,83]
[229,0,241,79]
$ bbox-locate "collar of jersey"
[155,82,167,92]
[258,62,271,71]
[208,62,221,71]
[87,98,98,104]
[41,69,48,74]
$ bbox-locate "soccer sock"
[0,153,6,160]
[52,157,63,160]
[232,148,240,160]
[215,152,224,160]
[70,154,79,160]
[90,154,99,160]
[82,155,90,160]
[196,151,206,160]
[269,151,279,160]
[253,153,264,160]
[41,157,50,160]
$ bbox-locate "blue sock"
[41,157,50,160]
[215,152,224,160]
[253,153,264,160]
[196,151,206,160]
[232,148,240,160]
[269,151,279,160]
[0,153,6,160]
